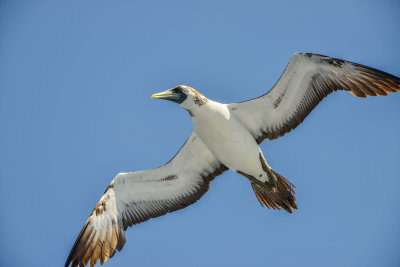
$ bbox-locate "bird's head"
[151,85,208,116]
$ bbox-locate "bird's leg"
[259,152,278,192]
[237,170,275,191]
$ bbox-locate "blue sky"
[1,1,399,266]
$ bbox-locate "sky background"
[1,1,399,267]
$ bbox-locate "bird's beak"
[151,90,179,101]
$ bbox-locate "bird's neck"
[188,100,228,119]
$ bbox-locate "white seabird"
[66,53,399,267]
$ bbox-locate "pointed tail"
[251,169,297,213]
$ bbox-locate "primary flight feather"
[65,53,399,267]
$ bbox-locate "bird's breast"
[193,109,261,174]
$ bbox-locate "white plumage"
[66,53,399,267]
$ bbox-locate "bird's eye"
[173,86,183,94]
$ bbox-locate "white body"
[66,53,399,267]
[192,100,270,182]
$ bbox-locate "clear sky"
[1,1,399,267]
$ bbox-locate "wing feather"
[65,132,227,267]
[229,53,399,143]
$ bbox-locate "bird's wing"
[228,53,399,143]
[65,132,227,267]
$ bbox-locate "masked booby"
[65,53,399,267]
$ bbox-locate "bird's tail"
[250,169,297,214]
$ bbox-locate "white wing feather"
[229,53,399,143]
[66,132,227,267]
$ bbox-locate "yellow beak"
[151,90,174,99]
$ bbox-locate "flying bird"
[65,53,399,267]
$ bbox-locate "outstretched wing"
[65,132,227,267]
[229,53,399,143]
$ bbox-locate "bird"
[65,53,399,267]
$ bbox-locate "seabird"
[66,53,399,267]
